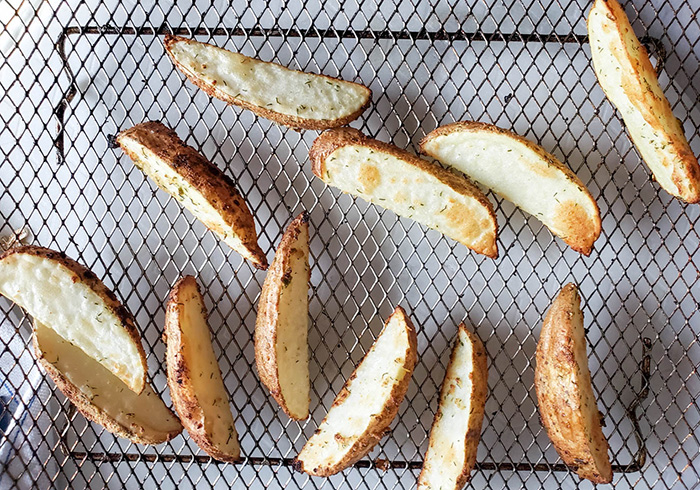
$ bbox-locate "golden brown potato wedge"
[588,0,700,203]
[117,121,267,269]
[294,306,418,476]
[255,212,311,420]
[310,128,498,258]
[420,122,601,255]
[164,35,371,131]
[418,323,488,490]
[535,283,612,484]
[33,321,182,445]
[0,245,147,393]
[165,276,240,462]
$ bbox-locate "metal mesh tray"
[1,0,698,488]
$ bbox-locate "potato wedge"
[418,323,488,490]
[117,121,267,269]
[33,321,182,445]
[420,122,601,255]
[255,212,311,420]
[0,246,147,393]
[535,283,612,483]
[164,35,371,131]
[294,306,418,476]
[310,128,498,258]
[588,0,700,203]
[165,276,240,462]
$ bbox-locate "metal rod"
[67,451,643,473]
[62,24,663,47]
[65,25,593,44]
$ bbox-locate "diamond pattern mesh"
[0,0,698,488]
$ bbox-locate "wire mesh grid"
[0,0,699,488]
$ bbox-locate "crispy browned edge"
[0,245,148,394]
[587,0,700,204]
[420,121,602,255]
[163,35,372,131]
[31,322,182,445]
[534,283,613,484]
[254,212,311,420]
[293,306,418,476]
[309,128,499,258]
[418,323,488,489]
[116,121,268,270]
[164,275,241,462]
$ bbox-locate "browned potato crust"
[117,121,267,269]
[535,283,613,484]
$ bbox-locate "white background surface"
[0,0,699,488]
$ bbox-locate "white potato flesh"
[0,253,145,392]
[296,310,414,472]
[117,137,249,258]
[588,0,700,202]
[321,145,496,256]
[275,225,310,418]
[421,127,600,254]
[166,37,369,122]
[418,325,486,490]
[34,322,181,441]
[170,279,239,457]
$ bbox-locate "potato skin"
[535,283,612,484]
[309,128,498,258]
[165,276,240,462]
[254,212,310,420]
[0,245,148,393]
[31,323,182,445]
[418,323,488,490]
[294,306,418,476]
[588,0,700,203]
[420,121,601,255]
[117,121,267,269]
[163,35,371,131]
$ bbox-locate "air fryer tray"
[1,0,698,488]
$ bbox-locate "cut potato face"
[0,246,147,393]
[421,122,601,255]
[33,321,182,445]
[294,306,418,476]
[117,121,267,269]
[588,0,700,203]
[310,128,498,258]
[418,323,488,490]
[535,283,612,483]
[255,212,311,420]
[165,276,240,462]
[164,35,371,130]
